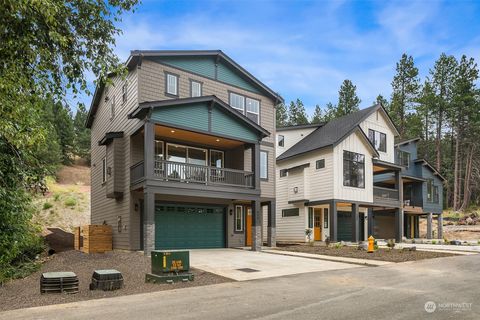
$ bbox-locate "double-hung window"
[260,151,268,180]
[190,80,202,97]
[343,150,365,188]
[368,129,386,152]
[166,73,178,96]
[396,150,410,167]
[235,205,244,232]
[229,92,260,124]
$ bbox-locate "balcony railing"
[130,160,254,188]
[373,186,399,202]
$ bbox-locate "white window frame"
[246,97,260,123]
[229,92,261,124]
[102,157,107,183]
[278,135,285,147]
[235,205,244,232]
[166,73,178,96]
[190,79,202,97]
[229,92,245,113]
[210,149,224,168]
[260,150,268,180]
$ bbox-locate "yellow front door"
[314,209,322,241]
[246,207,252,246]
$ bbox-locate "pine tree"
[288,99,309,125]
[323,102,337,122]
[276,103,289,127]
[374,94,389,109]
[390,54,420,138]
[311,105,323,124]
[336,80,361,117]
[52,102,75,164]
[73,104,91,163]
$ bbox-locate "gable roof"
[277,123,324,132]
[86,50,283,128]
[395,137,421,147]
[277,104,386,161]
[129,95,270,138]
[413,158,447,182]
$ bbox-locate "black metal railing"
[130,160,254,188]
[373,186,399,202]
[130,161,145,185]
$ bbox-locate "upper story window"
[166,72,178,96]
[316,159,325,169]
[427,179,440,203]
[229,92,260,124]
[110,95,116,120]
[122,82,128,104]
[102,157,107,183]
[278,135,285,147]
[190,80,202,97]
[343,150,365,188]
[396,150,410,167]
[260,150,268,180]
[368,129,386,152]
[279,169,288,177]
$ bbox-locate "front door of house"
[246,206,252,246]
[314,209,322,241]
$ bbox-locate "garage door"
[155,204,226,249]
[337,211,352,241]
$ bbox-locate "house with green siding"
[86,50,282,255]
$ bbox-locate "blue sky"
[81,0,480,115]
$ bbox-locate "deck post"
[251,198,262,251]
[367,208,373,237]
[394,171,404,243]
[267,200,276,247]
[144,121,155,180]
[351,203,359,242]
[251,143,261,190]
[437,214,443,239]
[329,200,337,242]
[427,212,433,239]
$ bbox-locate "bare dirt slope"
[32,164,91,252]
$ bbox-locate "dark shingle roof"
[277,104,382,161]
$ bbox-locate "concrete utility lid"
[42,272,77,278]
[94,269,122,275]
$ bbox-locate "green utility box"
[146,250,194,284]
[151,250,190,274]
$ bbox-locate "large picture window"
[343,150,365,188]
[368,129,386,152]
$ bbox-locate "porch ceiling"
[153,124,245,149]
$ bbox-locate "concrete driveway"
[190,248,359,281]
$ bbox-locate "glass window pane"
[260,151,268,179]
[167,74,177,95]
[278,135,284,147]
[155,140,164,161]
[246,98,259,113]
[246,112,259,123]
[188,147,207,166]
[167,144,186,163]
[191,81,201,97]
[210,150,224,168]
[229,93,245,112]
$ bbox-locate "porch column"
[351,203,359,242]
[367,208,373,237]
[251,143,261,190]
[267,200,276,247]
[437,214,443,239]
[394,171,404,243]
[251,199,262,251]
[329,200,337,242]
[144,121,155,179]
[143,188,155,256]
[414,216,420,238]
[427,213,433,239]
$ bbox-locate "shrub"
[387,239,396,249]
[334,242,343,249]
[64,197,77,207]
[42,202,53,210]
[53,193,60,202]
[432,240,437,244]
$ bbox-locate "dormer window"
[368,129,386,152]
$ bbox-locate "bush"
[334,242,343,249]
[53,193,60,202]
[387,239,396,249]
[432,240,437,244]
[64,197,76,207]
[42,202,53,210]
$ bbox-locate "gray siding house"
[86,50,282,254]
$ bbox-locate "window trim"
[368,129,387,152]
[165,72,179,97]
[234,205,244,232]
[228,91,261,124]
[316,159,325,170]
[189,79,203,97]
[102,156,107,184]
[343,150,365,189]
[260,150,268,181]
[396,149,410,168]
[210,149,224,168]
[278,135,285,147]
[282,208,300,217]
[427,179,439,203]
[308,208,313,228]
[279,169,288,178]
[324,208,329,228]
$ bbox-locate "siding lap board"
[211,108,258,141]
[150,103,209,132]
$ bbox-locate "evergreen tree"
[390,54,420,138]
[73,104,91,163]
[276,103,289,127]
[323,102,337,122]
[336,79,361,117]
[374,94,389,109]
[311,105,323,124]
[288,99,309,125]
[52,103,75,164]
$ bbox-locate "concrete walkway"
[262,249,392,266]
[190,249,359,281]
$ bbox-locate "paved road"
[1,254,479,320]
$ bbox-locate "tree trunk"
[436,109,443,171]
[453,130,460,211]
[460,145,474,211]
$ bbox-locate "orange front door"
[314,209,322,241]
[246,207,252,246]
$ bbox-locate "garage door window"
[235,205,244,232]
